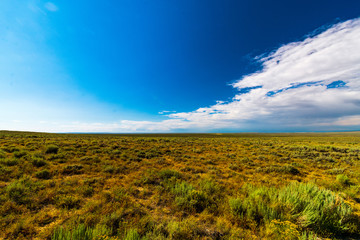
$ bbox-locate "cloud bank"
[111,18,360,132]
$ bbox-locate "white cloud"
[158,110,177,115]
[328,115,360,126]
[114,17,360,132]
[44,2,58,12]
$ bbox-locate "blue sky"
[1,0,360,132]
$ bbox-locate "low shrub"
[80,156,100,163]
[48,153,67,162]
[315,156,335,163]
[6,177,38,205]
[256,165,300,175]
[35,170,52,179]
[7,219,36,239]
[103,165,117,174]
[0,165,11,181]
[138,169,182,186]
[2,146,20,153]
[0,149,6,158]
[0,158,19,166]
[62,165,84,175]
[56,195,81,209]
[32,158,47,167]
[13,151,27,158]
[326,168,345,175]
[33,152,45,159]
[267,219,300,240]
[336,174,350,186]
[81,186,94,197]
[46,145,59,154]
[167,219,201,240]
[281,165,300,175]
[159,169,182,180]
[103,188,128,204]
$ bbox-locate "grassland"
[0,131,360,239]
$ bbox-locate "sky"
[1,0,360,133]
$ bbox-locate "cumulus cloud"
[113,18,360,132]
[44,2,58,12]
[35,18,360,133]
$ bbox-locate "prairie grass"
[52,224,113,240]
[0,131,360,239]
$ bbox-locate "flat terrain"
[0,131,360,239]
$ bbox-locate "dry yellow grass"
[0,131,359,239]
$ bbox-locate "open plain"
[0,131,360,239]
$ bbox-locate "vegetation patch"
[230,182,354,236]
[32,158,47,167]
[46,145,60,154]
[35,169,52,179]
[0,158,19,166]
[62,165,84,175]
[0,131,359,239]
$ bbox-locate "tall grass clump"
[123,229,142,240]
[230,182,354,236]
[51,224,111,240]
[171,182,208,213]
[229,186,283,224]
[278,182,352,234]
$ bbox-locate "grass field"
[0,131,360,239]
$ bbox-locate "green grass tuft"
[46,145,59,154]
